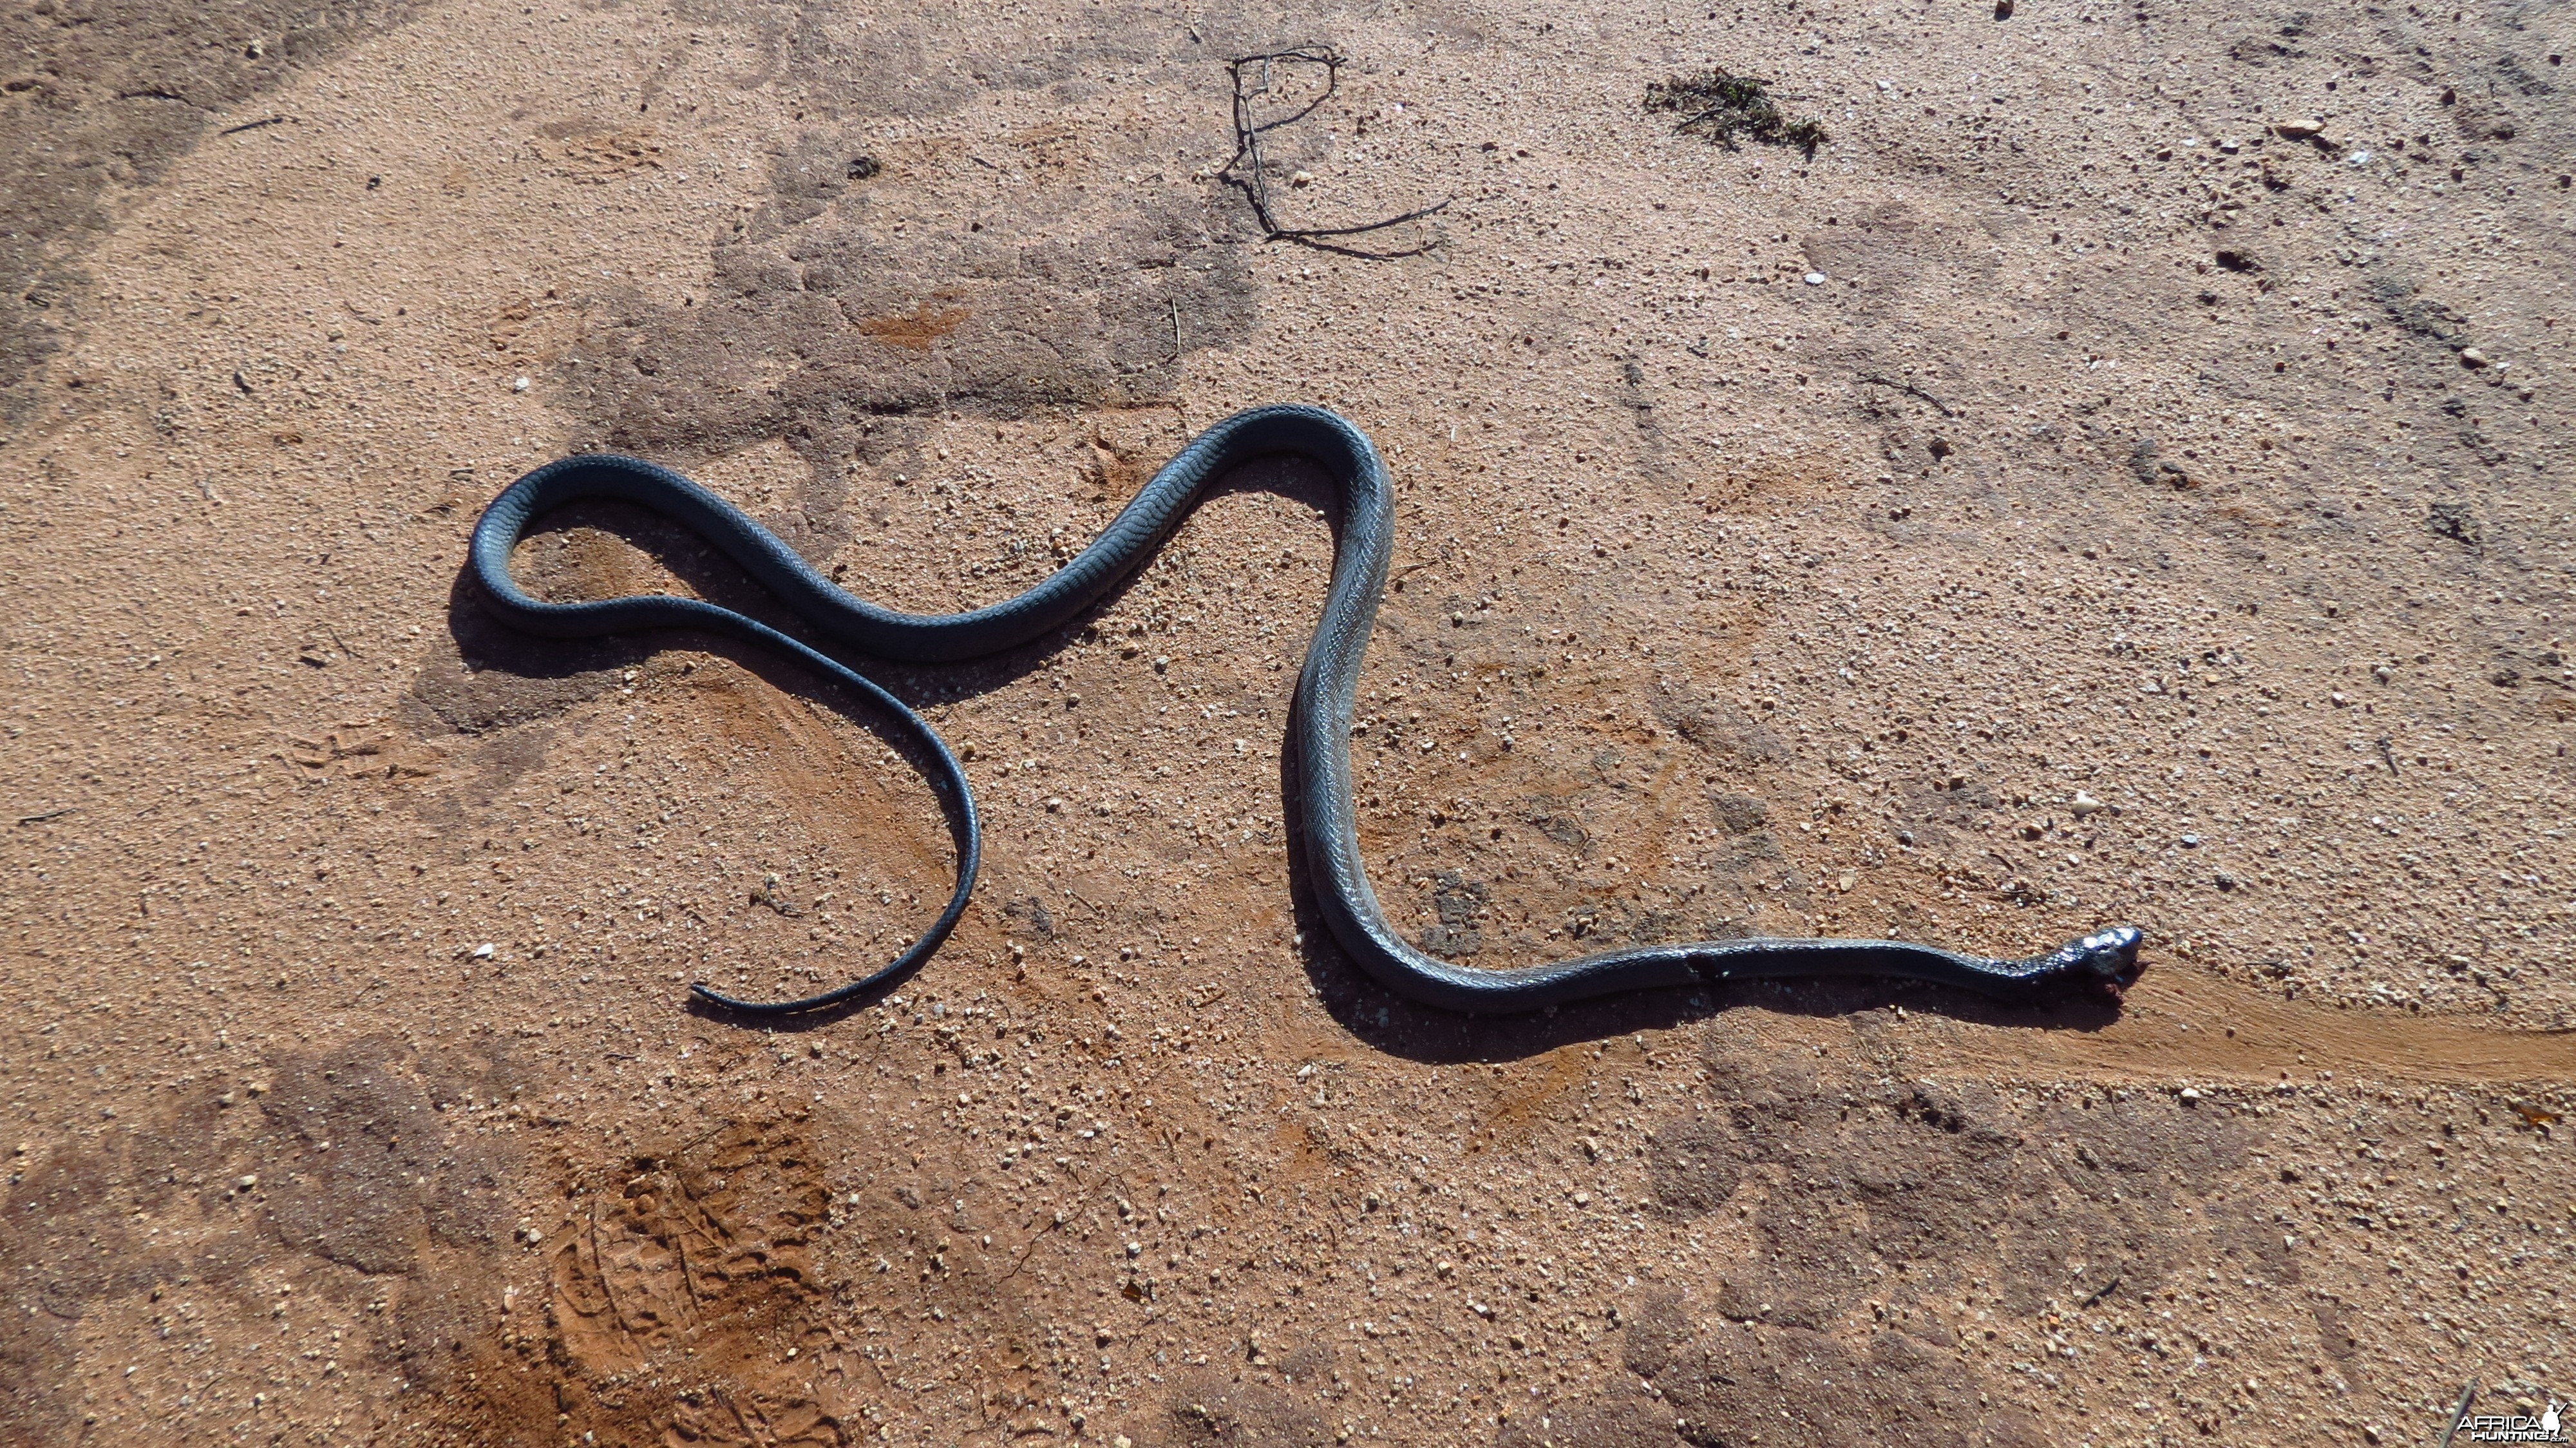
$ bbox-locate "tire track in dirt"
[1908,965,2576,1087]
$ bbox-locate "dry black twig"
[1220,48,1448,260]
[1857,373,1961,418]
[2436,1381,2478,1448]
[2074,1270,2122,1310]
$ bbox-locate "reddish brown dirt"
[3,1,2573,1445]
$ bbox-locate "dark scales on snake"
[469,405,2144,1015]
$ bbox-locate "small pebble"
[236,1175,258,1191]
[1803,271,1826,285]
[471,942,496,959]
[2179,834,2201,848]
[511,376,531,392]
[1290,170,1314,187]
[2458,347,2490,369]
[2070,792,2105,817]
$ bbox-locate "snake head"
[2033,925,2146,1000]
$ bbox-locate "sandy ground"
[4,0,2574,1443]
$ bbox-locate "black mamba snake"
[469,404,2143,1015]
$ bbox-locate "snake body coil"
[471,405,2143,1015]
